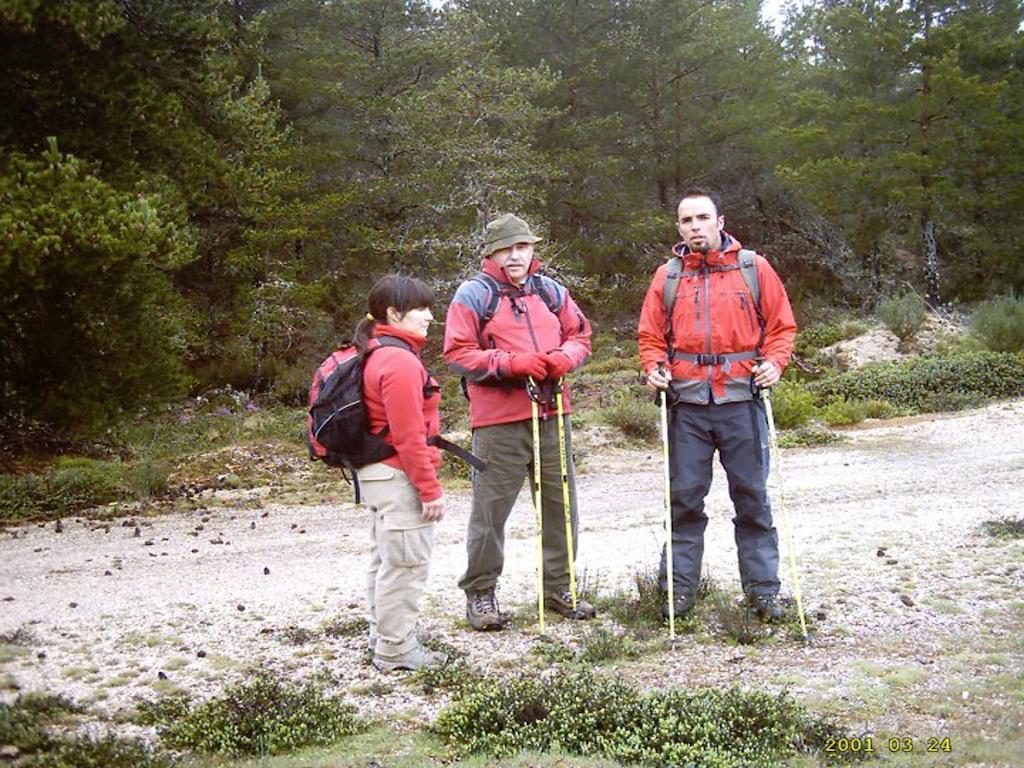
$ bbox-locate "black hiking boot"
[661,591,697,620]
[749,593,786,621]
[466,588,505,631]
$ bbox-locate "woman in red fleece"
[355,275,445,673]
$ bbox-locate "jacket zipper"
[522,297,548,419]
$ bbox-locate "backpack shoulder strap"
[469,273,502,325]
[737,249,760,307]
[661,256,684,364]
[530,274,564,314]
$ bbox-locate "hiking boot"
[368,627,434,654]
[372,644,446,673]
[660,592,697,620]
[466,588,505,631]
[749,593,786,621]
[544,590,596,619]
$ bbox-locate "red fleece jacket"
[362,325,442,502]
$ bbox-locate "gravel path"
[1,399,1022,755]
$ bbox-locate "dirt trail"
[1,399,1022,755]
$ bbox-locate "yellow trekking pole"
[554,378,578,612]
[528,376,545,634]
[761,387,809,642]
[659,373,675,640]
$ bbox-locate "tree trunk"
[923,215,940,306]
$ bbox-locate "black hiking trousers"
[659,399,781,598]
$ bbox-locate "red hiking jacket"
[362,326,443,502]
[444,258,592,428]
[637,234,797,404]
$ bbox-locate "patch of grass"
[596,568,665,632]
[137,670,360,757]
[433,668,863,767]
[323,616,369,639]
[583,355,641,375]
[595,392,659,443]
[982,516,1024,539]
[576,625,643,664]
[0,642,31,663]
[777,426,847,448]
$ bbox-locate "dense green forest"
[2,0,1023,434]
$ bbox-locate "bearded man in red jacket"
[444,213,595,630]
[638,188,797,621]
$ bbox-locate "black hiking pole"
[755,365,809,642]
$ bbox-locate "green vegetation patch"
[970,295,1024,353]
[433,668,858,767]
[809,351,1024,412]
[0,693,171,768]
[596,392,660,442]
[137,670,360,757]
[982,516,1024,539]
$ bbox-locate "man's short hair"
[679,187,724,217]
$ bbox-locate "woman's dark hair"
[353,274,435,356]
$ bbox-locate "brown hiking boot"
[544,590,596,619]
[466,588,505,631]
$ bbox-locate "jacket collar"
[479,256,545,288]
[671,231,742,270]
[373,324,428,354]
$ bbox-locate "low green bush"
[583,355,641,375]
[138,671,359,756]
[819,396,868,427]
[576,626,643,664]
[0,694,169,768]
[597,393,659,442]
[776,426,847,449]
[877,292,928,344]
[769,381,817,429]
[863,399,899,420]
[970,295,1024,353]
[809,352,1024,413]
[982,516,1024,539]
[794,318,868,357]
[434,668,856,767]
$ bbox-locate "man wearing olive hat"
[444,213,595,630]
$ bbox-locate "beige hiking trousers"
[356,462,435,659]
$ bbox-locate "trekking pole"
[554,378,578,613]
[658,369,676,640]
[527,376,545,634]
[760,383,809,642]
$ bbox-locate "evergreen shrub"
[970,295,1024,353]
[769,381,817,428]
[876,293,927,343]
[809,352,1024,412]
[598,393,659,442]
[434,669,856,767]
[137,671,359,756]
[819,396,868,427]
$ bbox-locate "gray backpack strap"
[661,256,684,364]
[737,249,760,306]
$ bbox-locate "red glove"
[543,351,573,380]
[508,352,548,380]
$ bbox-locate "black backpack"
[306,337,413,472]
[307,337,486,501]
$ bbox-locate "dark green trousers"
[458,417,579,596]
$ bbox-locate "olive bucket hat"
[480,213,542,257]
